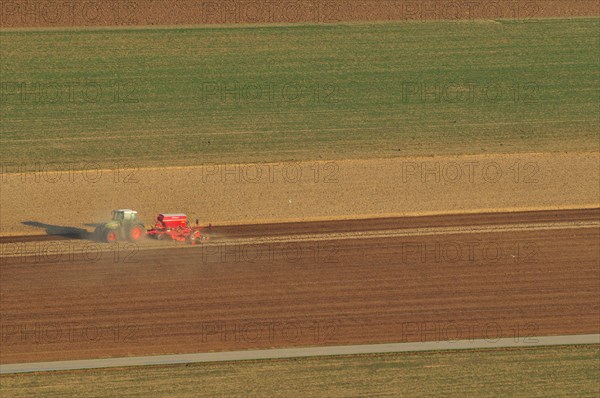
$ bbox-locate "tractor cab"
[112,209,139,222]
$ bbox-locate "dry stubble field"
[1,346,599,397]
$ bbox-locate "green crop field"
[1,18,598,168]
[1,346,598,397]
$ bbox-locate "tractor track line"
[221,220,599,247]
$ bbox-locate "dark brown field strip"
[1,210,598,364]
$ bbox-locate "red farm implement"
[146,213,208,244]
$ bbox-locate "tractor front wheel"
[105,230,119,243]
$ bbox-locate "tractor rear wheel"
[105,230,119,243]
[128,224,145,242]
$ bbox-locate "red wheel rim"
[131,227,142,240]
[107,231,118,242]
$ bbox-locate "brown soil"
[1,1,597,28]
[1,211,598,364]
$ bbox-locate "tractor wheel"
[156,232,164,241]
[105,230,119,243]
[128,225,145,242]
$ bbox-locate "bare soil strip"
[1,208,597,243]
[1,209,597,258]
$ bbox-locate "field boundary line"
[1,334,598,374]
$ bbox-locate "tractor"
[94,209,146,243]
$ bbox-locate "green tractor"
[94,209,146,242]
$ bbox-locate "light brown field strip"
[2,153,597,237]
